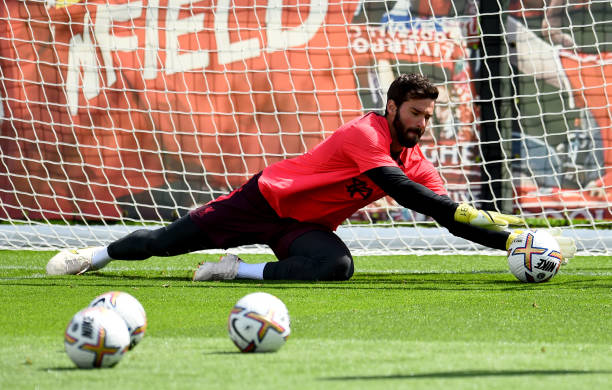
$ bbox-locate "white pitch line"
[0,273,47,280]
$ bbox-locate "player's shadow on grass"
[92,273,190,282]
[322,368,612,381]
[349,273,612,291]
[12,272,611,291]
[9,278,611,293]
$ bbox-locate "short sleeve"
[341,119,397,174]
[413,160,448,195]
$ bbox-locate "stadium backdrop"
[0,0,610,223]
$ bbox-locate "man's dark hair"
[385,74,439,115]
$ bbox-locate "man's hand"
[506,228,577,263]
[454,203,524,231]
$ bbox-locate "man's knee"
[321,254,354,281]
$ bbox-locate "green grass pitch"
[1,250,612,389]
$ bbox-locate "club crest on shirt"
[346,178,373,200]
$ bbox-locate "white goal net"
[0,0,610,254]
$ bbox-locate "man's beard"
[393,114,422,148]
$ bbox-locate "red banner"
[3,1,607,222]
[0,0,363,219]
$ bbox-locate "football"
[507,230,563,283]
[89,291,147,349]
[64,306,130,368]
[227,292,291,353]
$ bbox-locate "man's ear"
[386,99,397,116]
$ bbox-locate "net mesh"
[0,0,610,254]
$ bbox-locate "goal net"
[0,0,610,254]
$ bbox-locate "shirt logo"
[346,178,373,200]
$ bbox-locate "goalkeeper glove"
[454,203,524,231]
[505,228,577,263]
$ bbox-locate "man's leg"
[263,230,354,281]
[47,215,212,275]
[193,230,354,282]
[108,214,211,260]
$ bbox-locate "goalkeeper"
[47,74,575,281]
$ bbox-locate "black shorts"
[189,172,330,260]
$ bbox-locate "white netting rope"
[0,0,609,253]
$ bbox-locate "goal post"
[0,0,610,254]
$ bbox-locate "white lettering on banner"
[215,0,261,64]
[422,143,475,166]
[349,25,457,59]
[165,0,209,75]
[266,0,328,50]
[64,0,330,114]
[95,2,142,86]
[143,0,159,80]
[438,146,458,164]
[66,12,99,115]
[0,87,4,125]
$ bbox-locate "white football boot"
[193,254,242,281]
[46,247,101,275]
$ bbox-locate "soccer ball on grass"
[64,306,130,368]
[228,292,291,353]
[89,291,147,349]
[507,230,563,283]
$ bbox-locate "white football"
[89,291,147,349]
[228,292,291,353]
[64,306,130,368]
[507,230,563,283]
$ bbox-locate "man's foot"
[193,254,242,281]
[46,247,101,275]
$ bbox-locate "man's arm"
[541,0,575,47]
[365,166,510,250]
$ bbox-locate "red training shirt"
[258,112,447,230]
